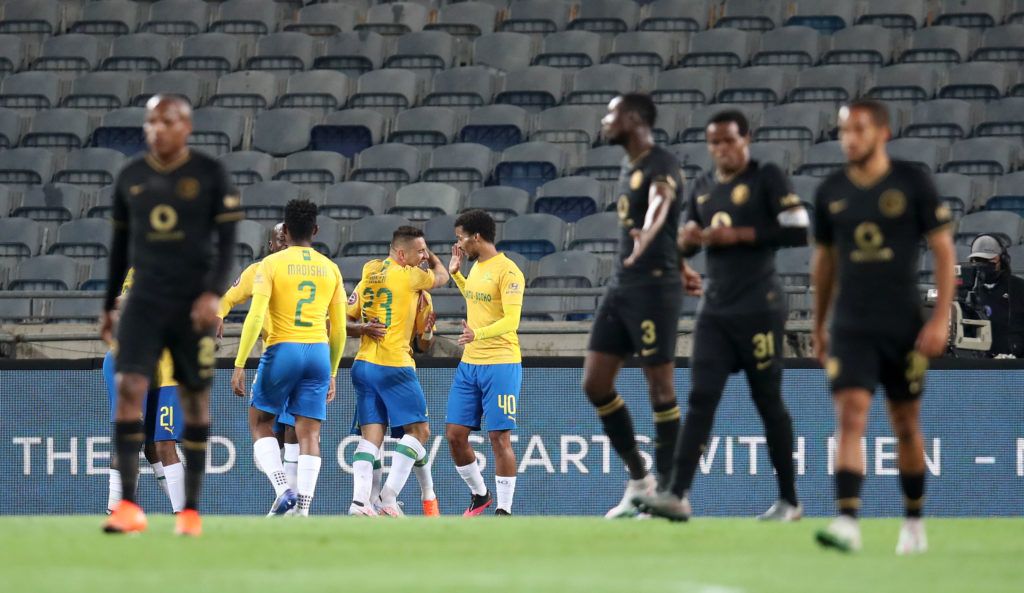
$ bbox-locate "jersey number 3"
[294,281,317,327]
[361,287,394,326]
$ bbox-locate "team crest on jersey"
[696,193,710,205]
[176,178,200,200]
[731,184,749,206]
[829,199,847,214]
[347,291,358,305]
[617,195,633,227]
[629,170,644,190]
[224,194,241,209]
[710,211,733,228]
[780,193,801,208]
[879,189,906,218]
[129,184,144,196]
[506,282,522,294]
[936,205,952,222]
[231,275,241,287]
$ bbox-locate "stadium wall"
[2,359,1022,517]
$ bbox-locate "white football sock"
[496,475,517,513]
[152,461,167,496]
[163,462,185,513]
[414,457,436,502]
[371,456,383,503]
[253,437,289,496]
[107,469,122,512]
[456,461,487,496]
[352,439,378,506]
[283,443,300,491]
[381,435,425,506]
[296,455,321,516]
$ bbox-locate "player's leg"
[293,415,322,516]
[376,366,431,516]
[143,442,167,498]
[276,418,299,492]
[288,343,332,517]
[102,351,122,514]
[446,363,491,515]
[349,360,387,515]
[413,447,439,516]
[248,344,299,515]
[643,362,679,490]
[480,363,521,516]
[884,347,929,555]
[152,386,185,513]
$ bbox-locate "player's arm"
[412,292,437,353]
[425,248,450,289]
[216,265,255,337]
[231,261,270,396]
[449,243,468,296]
[918,173,956,357]
[327,281,347,378]
[459,269,524,345]
[345,281,386,340]
[705,165,808,248]
[810,184,836,366]
[101,182,131,343]
[623,175,675,267]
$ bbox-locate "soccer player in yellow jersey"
[231,200,346,516]
[346,226,449,516]
[446,210,526,516]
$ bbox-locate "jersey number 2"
[294,281,317,327]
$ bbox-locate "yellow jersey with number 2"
[348,258,435,368]
[253,246,343,346]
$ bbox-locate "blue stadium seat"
[459,104,530,151]
[494,141,568,197]
[534,176,605,223]
[310,109,388,158]
[92,108,145,156]
[785,0,857,33]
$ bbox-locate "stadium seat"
[651,67,717,106]
[209,71,279,114]
[385,31,456,79]
[8,255,81,291]
[500,0,571,35]
[431,293,467,320]
[933,172,978,219]
[334,255,369,293]
[92,107,146,156]
[21,109,91,150]
[87,185,114,219]
[285,3,360,37]
[1010,1,1024,24]
[423,214,457,252]
[350,143,423,194]
[0,298,33,321]
[867,64,945,104]
[857,0,927,31]
[189,107,245,156]
[776,246,813,289]
[534,30,604,70]
[459,104,530,151]
[171,33,243,78]
[0,108,21,148]
[716,0,782,32]
[252,109,314,157]
[751,26,824,69]
[576,145,626,184]
[933,0,1005,30]
[53,148,125,187]
[678,104,763,143]
[314,31,388,77]
[48,219,112,258]
[135,71,206,108]
[312,215,347,257]
[389,182,461,222]
[495,213,567,260]
[789,175,822,208]
[787,65,863,106]
[309,108,388,158]
[0,0,62,36]
[220,151,277,187]
[62,72,136,111]
[679,28,757,70]
[975,98,1024,139]
[241,181,304,226]
[356,2,430,36]
[101,33,172,73]
[322,181,389,221]
[821,24,895,68]
[955,210,1024,245]
[233,219,268,266]
[904,99,977,142]
[32,34,102,77]
[0,71,61,110]
[0,35,24,79]
[275,151,348,189]
[464,186,530,223]
[140,0,211,36]
[494,141,568,197]
[0,147,55,187]
[278,71,352,114]
[669,143,713,180]
[426,1,499,39]
[755,103,830,152]
[985,172,1024,216]
[568,0,639,35]
[717,66,794,106]
[422,143,494,196]
[900,26,973,64]
[567,211,618,255]
[795,140,844,177]
[342,214,411,256]
[532,105,601,165]
[940,63,1017,102]
[534,176,605,223]
[495,66,567,113]
[943,138,1022,177]
[473,32,535,73]
[210,0,278,36]
[47,297,103,323]
[350,68,421,115]
[785,0,857,34]
[639,0,707,32]
[521,295,572,322]
[749,142,794,174]
[389,106,458,148]
[418,68,493,114]
[532,251,601,288]
[12,184,88,235]
[651,105,690,146]
[887,138,945,173]
[247,32,317,76]
[566,64,641,106]
[972,24,1024,62]
[603,31,679,76]
[0,217,43,263]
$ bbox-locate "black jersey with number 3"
[814,160,952,333]
[613,145,684,285]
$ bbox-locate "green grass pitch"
[2,517,1020,593]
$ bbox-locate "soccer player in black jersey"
[584,93,702,518]
[635,110,809,523]
[100,96,242,536]
[811,100,955,554]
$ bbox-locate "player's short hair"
[284,199,318,242]
[145,94,193,116]
[454,209,496,244]
[846,99,890,129]
[392,225,424,248]
[617,93,657,127]
[707,109,750,137]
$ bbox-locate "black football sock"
[652,402,681,490]
[114,420,146,504]
[182,423,209,511]
[900,472,925,518]
[835,469,862,519]
[595,393,646,481]
[755,394,799,506]
[669,387,721,498]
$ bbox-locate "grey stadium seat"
[973,24,1024,63]
[943,138,1022,177]
[566,64,641,106]
[975,98,1024,139]
[670,144,713,180]
[715,0,782,32]
[210,0,278,36]
[955,211,1024,245]
[576,145,626,183]
[140,0,211,36]
[220,151,276,187]
[334,255,369,293]
[12,184,88,234]
[0,147,54,187]
[785,0,858,34]
[431,294,467,320]
[278,71,352,114]
[494,141,569,197]
[717,66,794,106]
[888,139,945,173]
[189,107,246,155]
[424,66,496,110]
[246,32,317,75]
[0,108,20,148]
[568,0,640,35]
[32,34,102,77]
[342,214,412,256]
[534,175,605,223]
[904,99,978,142]
[985,172,1024,216]
[356,2,430,36]
[933,0,1005,30]
[422,143,494,196]
[795,140,845,177]
[135,71,206,108]
[639,0,707,32]
[0,35,24,78]
[495,213,567,260]
[603,31,679,75]
[314,31,388,77]
[233,219,268,266]
[312,215,347,257]
[494,66,566,113]
[752,25,824,69]
[322,182,389,221]
[275,151,348,189]
[651,67,718,106]
[464,186,530,223]
[8,255,81,291]
[0,217,43,261]
[0,299,33,321]
[749,143,794,174]
[309,108,388,158]
[776,246,813,289]
[857,0,928,31]
[389,182,461,222]
[350,143,423,194]
[788,65,863,105]
[652,105,690,146]
[0,0,62,35]
[285,3,360,37]
[867,64,945,104]
[940,63,1017,102]
[389,106,458,148]
[473,32,535,73]
[88,185,115,218]
[567,211,618,254]
[62,72,136,110]
[171,33,243,77]
[520,295,571,322]
[92,107,146,155]
[458,104,530,151]
[423,214,457,252]
[53,148,125,187]
[209,70,280,113]
[48,298,103,323]
[821,25,895,68]
[789,176,822,208]
[252,109,315,157]
[532,105,601,164]
[900,26,973,65]
[933,172,977,219]
[755,103,831,149]
[0,71,61,110]
[534,30,603,70]
[384,31,456,78]
[101,33,172,73]
[426,1,499,38]
[500,0,571,35]
[48,218,112,258]
[70,1,137,35]
[678,104,764,144]
[349,69,421,114]
[21,109,91,150]
[680,28,758,70]
[532,251,601,288]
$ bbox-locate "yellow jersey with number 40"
[463,253,525,365]
[347,258,435,367]
[253,246,343,347]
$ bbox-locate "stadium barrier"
[2,358,1022,517]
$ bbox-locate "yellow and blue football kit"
[447,253,525,432]
[348,258,436,430]
[235,246,346,422]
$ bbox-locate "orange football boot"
[103,500,147,534]
[175,509,203,537]
[422,498,441,517]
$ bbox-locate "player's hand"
[215,317,225,339]
[327,376,337,403]
[916,316,950,358]
[681,262,702,296]
[100,310,117,345]
[424,311,437,334]
[623,228,653,268]
[458,320,475,345]
[812,327,829,367]
[362,319,387,340]
[191,292,220,332]
[702,225,740,247]
[231,367,247,397]
[680,221,703,250]
[449,243,463,275]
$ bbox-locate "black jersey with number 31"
[814,160,952,333]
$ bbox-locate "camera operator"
[967,234,1024,357]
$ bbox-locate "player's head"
[282,199,318,246]
[144,95,193,159]
[602,93,656,146]
[706,110,751,176]
[268,222,287,254]
[391,225,428,267]
[839,99,892,166]
[454,209,496,262]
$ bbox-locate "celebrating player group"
[101,93,953,555]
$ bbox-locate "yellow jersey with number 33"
[253,246,343,347]
[347,258,435,367]
[119,268,176,388]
